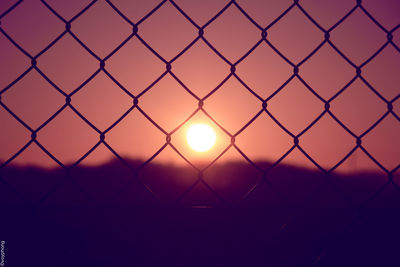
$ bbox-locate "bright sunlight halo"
[186,124,216,152]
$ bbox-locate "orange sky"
[0,0,399,173]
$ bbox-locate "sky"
[0,0,399,173]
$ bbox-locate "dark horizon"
[1,158,399,267]
[1,156,397,207]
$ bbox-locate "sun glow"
[186,124,216,152]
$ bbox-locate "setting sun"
[186,124,216,152]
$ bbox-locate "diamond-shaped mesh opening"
[173,40,229,98]
[1,70,65,129]
[105,109,166,161]
[1,0,64,55]
[36,107,99,165]
[268,7,323,63]
[236,42,292,99]
[300,114,354,169]
[37,34,99,94]
[71,72,132,131]
[330,79,387,135]
[205,77,261,133]
[300,44,355,100]
[106,37,165,96]
[138,74,198,132]
[71,0,132,58]
[235,113,293,164]
[330,8,386,65]
[138,1,197,60]
[204,4,260,62]
[267,78,323,134]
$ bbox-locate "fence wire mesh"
[0,0,399,265]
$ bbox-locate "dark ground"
[1,160,399,267]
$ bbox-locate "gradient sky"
[0,0,399,173]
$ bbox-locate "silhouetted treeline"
[1,160,399,266]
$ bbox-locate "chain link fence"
[0,0,399,265]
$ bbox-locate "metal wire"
[0,0,399,264]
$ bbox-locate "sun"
[186,124,216,152]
